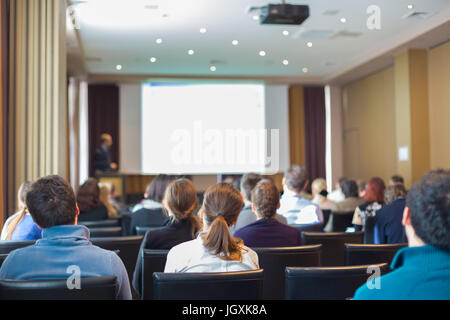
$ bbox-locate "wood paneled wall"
[0,0,7,226]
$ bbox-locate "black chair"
[89,227,122,238]
[129,208,169,235]
[153,270,264,300]
[285,263,388,300]
[135,226,164,237]
[345,243,407,266]
[322,209,331,228]
[0,240,36,254]
[331,211,354,232]
[252,245,321,299]
[291,223,324,234]
[0,254,8,268]
[141,249,169,300]
[0,276,117,300]
[301,232,364,266]
[79,219,121,228]
[91,236,143,283]
[363,215,376,244]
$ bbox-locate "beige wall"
[428,40,450,170]
[342,67,397,184]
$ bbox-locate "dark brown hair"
[163,179,202,238]
[77,178,102,212]
[240,173,262,202]
[285,165,308,192]
[201,183,245,261]
[251,179,280,219]
[384,184,407,204]
[145,174,173,203]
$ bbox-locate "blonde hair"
[99,182,119,219]
[312,178,327,198]
[4,182,33,240]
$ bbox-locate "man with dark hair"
[389,174,405,186]
[93,133,117,172]
[0,175,132,300]
[354,169,450,299]
[234,180,301,247]
[277,165,323,225]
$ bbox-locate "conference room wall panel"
[0,0,7,226]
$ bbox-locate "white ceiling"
[68,0,450,82]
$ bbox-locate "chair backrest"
[252,245,321,299]
[345,243,407,266]
[301,232,364,266]
[0,240,36,254]
[363,215,376,244]
[291,223,324,234]
[0,254,8,268]
[331,211,354,232]
[153,270,264,300]
[135,226,164,237]
[89,227,122,238]
[130,208,169,235]
[91,236,143,282]
[0,276,117,300]
[141,249,169,300]
[285,263,388,300]
[79,219,121,228]
[322,210,331,228]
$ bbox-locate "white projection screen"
[141,82,274,174]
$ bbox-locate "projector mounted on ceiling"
[249,2,310,25]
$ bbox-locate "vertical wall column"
[7,0,67,214]
[0,0,8,226]
[288,86,306,167]
[394,49,430,187]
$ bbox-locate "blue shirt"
[354,245,450,300]
[234,218,301,248]
[277,188,322,225]
[374,198,406,244]
[10,214,42,241]
[0,225,131,300]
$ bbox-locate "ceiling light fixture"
[200,28,207,34]
[302,67,308,73]
[282,59,289,65]
[407,4,414,9]
[252,15,259,21]
[232,40,239,46]
[306,42,313,47]
[115,64,122,71]
[150,57,157,63]
[282,30,289,36]
[210,66,216,72]
[155,38,163,44]
[188,50,195,55]
[340,17,347,23]
[259,51,266,56]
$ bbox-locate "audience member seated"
[1,182,42,241]
[354,169,450,299]
[327,177,346,203]
[164,183,259,272]
[132,179,202,292]
[234,180,301,247]
[352,177,385,231]
[374,184,407,244]
[109,183,129,213]
[311,178,335,211]
[0,175,131,300]
[99,182,119,219]
[77,178,108,221]
[277,165,323,225]
[389,174,405,187]
[357,180,366,198]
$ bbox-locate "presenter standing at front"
[94,133,118,173]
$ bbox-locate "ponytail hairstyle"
[201,183,245,261]
[4,181,33,240]
[162,179,202,238]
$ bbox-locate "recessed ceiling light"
[340,17,347,23]
[232,40,239,46]
[210,66,216,72]
[282,30,289,36]
[155,38,163,44]
[188,50,195,55]
[252,15,259,21]
[302,67,308,73]
[115,64,122,71]
[150,57,157,63]
[259,51,266,57]
[200,28,207,34]
[407,4,414,9]
[282,59,289,65]
[306,42,313,47]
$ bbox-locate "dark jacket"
[132,219,197,294]
[375,198,406,244]
[129,207,170,235]
[234,218,301,248]
[354,245,450,300]
[78,205,109,221]
[93,146,111,172]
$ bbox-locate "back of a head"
[26,175,77,229]
[98,183,111,203]
[406,169,450,250]
[390,175,405,186]
[17,181,33,210]
[77,178,102,212]
[202,183,244,261]
[384,184,407,204]
[4,181,33,240]
[163,178,201,236]
[311,178,327,196]
[240,173,262,202]
[364,177,386,203]
[342,179,359,198]
[251,179,280,219]
[145,174,172,203]
[285,165,308,193]
[338,177,347,188]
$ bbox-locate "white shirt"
[164,234,259,273]
[277,188,323,225]
[328,189,345,203]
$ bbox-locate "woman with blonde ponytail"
[164,183,259,273]
[1,182,42,241]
